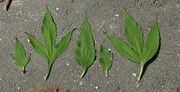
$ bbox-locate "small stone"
[79,81,83,85]
[66,63,69,66]
[108,48,111,51]
[17,87,20,90]
[95,86,99,89]
[115,14,119,17]
[27,39,30,43]
[132,73,137,77]
[0,38,2,41]
[56,8,59,11]
[66,54,69,57]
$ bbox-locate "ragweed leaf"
[27,6,73,80]
[13,39,30,74]
[42,6,57,48]
[144,21,159,62]
[106,34,139,63]
[26,33,47,60]
[54,29,74,60]
[75,15,96,78]
[124,10,144,60]
[99,45,113,78]
[106,10,160,82]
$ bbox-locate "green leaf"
[99,45,113,78]
[106,10,160,82]
[26,33,47,60]
[124,10,144,60]
[144,21,159,62]
[106,34,140,63]
[42,6,57,47]
[13,39,30,74]
[75,14,96,78]
[54,29,74,60]
[27,5,73,80]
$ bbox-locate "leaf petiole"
[105,70,108,78]
[137,62,145,82]
[21,67,26,75]
[80,68,87,78]
[44,64,52,80]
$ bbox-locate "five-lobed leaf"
[99,45,113,78]
[75,14,96,78]
[27,6,73,80]
[13,39,30,74]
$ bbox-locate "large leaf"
[99,45,113,78]
[106,10,160,82]
[75,15,96,78]
[144,21,159,62]
[27,6,73,80]
[124,10,144,60]
[13,39,30,74]
[106,34,140,63]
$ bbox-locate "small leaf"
[13,39,30,74]
[106,34,140,63]
[99,45,113,78]
[75,14,96,78]
[144,21,159,62]
[124,10,144,60]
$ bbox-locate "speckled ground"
[0,0,180,92]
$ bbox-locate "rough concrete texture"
[0,0,180,92]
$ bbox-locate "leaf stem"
[44,65,52,80]
[80,69,86,78]
[137,62,145,82]
[105,70,108,78]
[21,67,26,75]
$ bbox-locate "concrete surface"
[0,0,180,92]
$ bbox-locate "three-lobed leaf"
[99,45,113,78]
[75,14,96,78]
[27,6,73,80]
[106,10,160,81]
[13,39,30,74]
